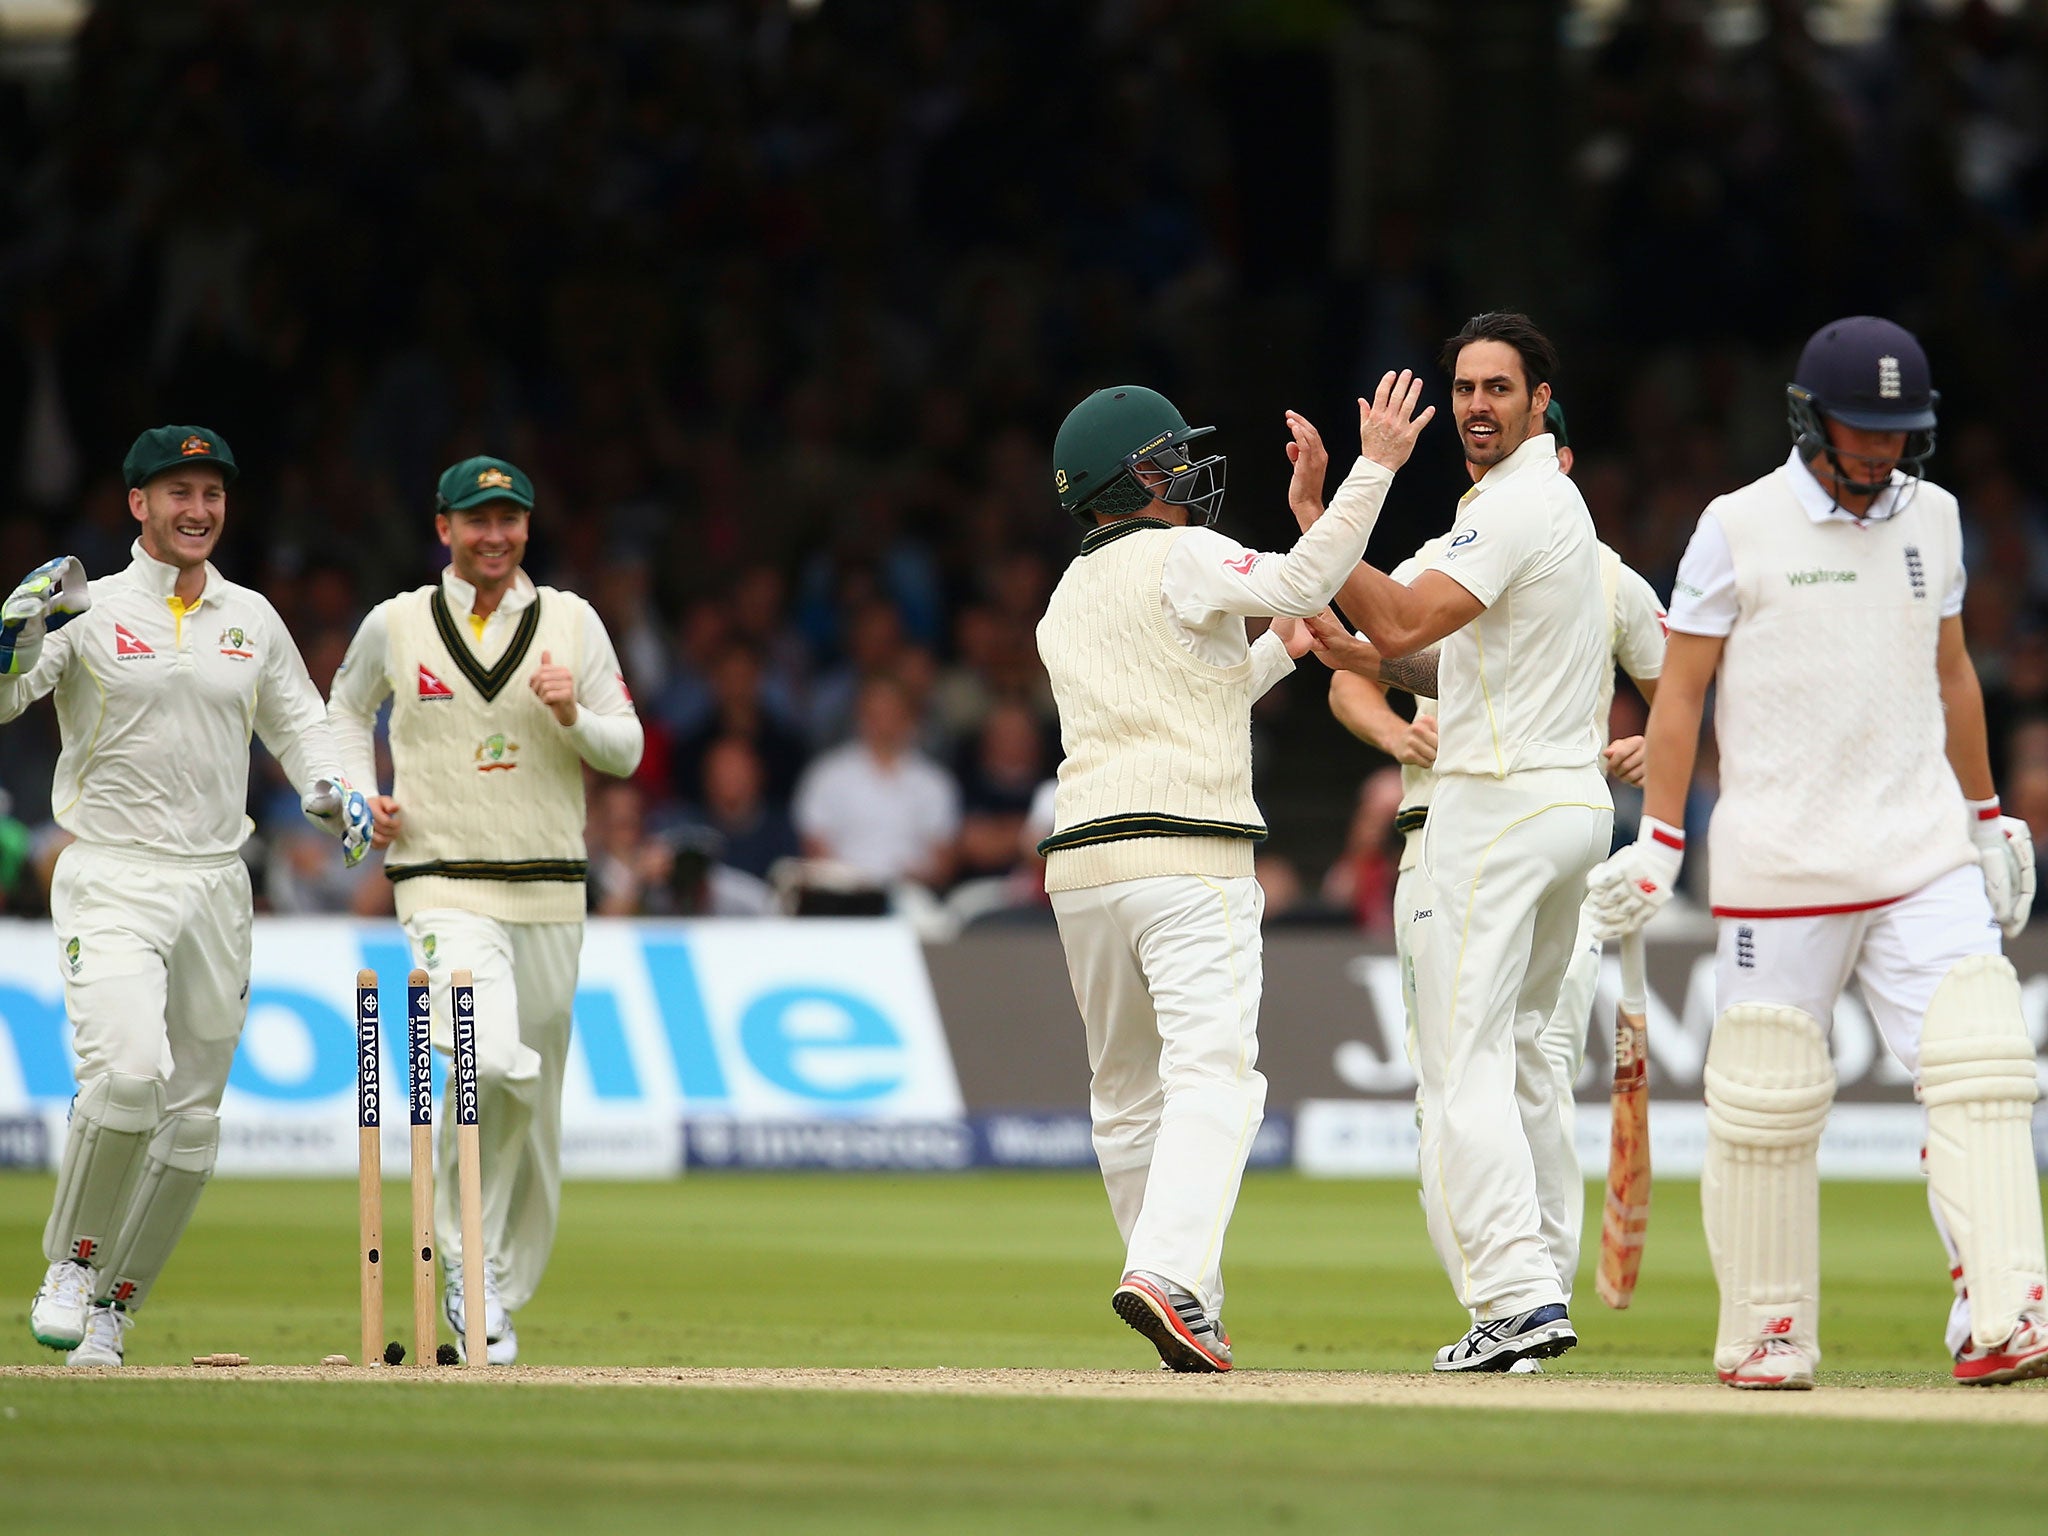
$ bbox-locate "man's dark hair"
[1439,312,1558,395]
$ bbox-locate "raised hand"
[529,649,578,726]
[1357,370,1435,471]
[1284,411,1329,529]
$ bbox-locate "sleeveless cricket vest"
[1036,520,1264,892]
[1708,470,1975,913]
[382,584,590,923]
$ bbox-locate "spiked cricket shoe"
[1112,1271,1231,1373]
[1718,1337,1817,1390]
[1433,1303,1576,1372]
[30,1260,93,1350]
[1953,1311,2048,1386]
[66,1303,131,1367]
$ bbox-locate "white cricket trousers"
[1412,768,1611,1319]
[52,842,252,1113]
[1050,873,1268,1318]
[405,908,583,1314]
[1396,858,1599,1304]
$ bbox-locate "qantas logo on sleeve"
[113,624,154,659]
[417,665,455,700]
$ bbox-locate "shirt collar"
[440,564,535,618]
[1783,448,1908,525]
[128,539,218,604]
[1463,432,1557,504]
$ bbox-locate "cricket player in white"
[329,455,642,1364]
[1589,316,2048,1389]
[7,426,369,1367]
[1305,314,1613,1370]
[1038,375,1432,1371]
[1311,400,1665,1312]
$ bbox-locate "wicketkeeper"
[7,426,369,1366]
[1588,316,2047,1388]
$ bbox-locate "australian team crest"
[218,626,253,659]
[422,933,438,968]
[65,936,80,974]
[474,733,520,772]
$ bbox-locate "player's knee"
[1704,1005,1834,1146]
[75,1071,165,1133]
[148,1110,220,1174]
[1920,955,2036,1109]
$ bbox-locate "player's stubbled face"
[133,469,227,568]
[1818,420,1908,486]
[1450,340,1542,469]
[440,503,529,588]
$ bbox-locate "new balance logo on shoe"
[1761,1316,1794,1336]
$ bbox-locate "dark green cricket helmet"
[1052,385,1226,529]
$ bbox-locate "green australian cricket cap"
[1543,398,1569,450]
[435,455,535,513]
[122,425,239,489]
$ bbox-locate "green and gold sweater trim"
[1038,812,1267,856]
[1078,516,1173,556]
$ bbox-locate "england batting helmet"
[1786,316,1939,492]
[1052,386,1226,529]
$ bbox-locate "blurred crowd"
[4,1,2048,931]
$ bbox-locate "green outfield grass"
[2,1171,2041,1533]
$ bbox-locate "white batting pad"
[1920,955,2047,1350]
[42,1072,162,1269]
[1702,1005,1835,1371]
[97,1110,219,1313]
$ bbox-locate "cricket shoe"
[1717,1337,1816,1390]
[29,1260,94,1349]
[1953,1311,2048,1387]
[444,1268,518,1365]
[1432,1304,1576,1373]
[1112,1271,1232,1373]
[66,1303,131,1367]
[1506,1357,1544,1375]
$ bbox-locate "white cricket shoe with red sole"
[1718,1337,1816,1390]
[1953,1312,2048,1386]
[1112,1271,1231,1373]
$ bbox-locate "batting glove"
[1,556,90,676]
[1586,816,1686,941]
[1968,797,2036,937]
[303,776,375,868]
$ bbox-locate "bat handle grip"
[1620,929,1648,1014]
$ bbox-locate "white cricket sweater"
[382,583,594,922]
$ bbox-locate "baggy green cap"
[435,455,535,513]
[123,426,238,489]
[1543,398,1569,450]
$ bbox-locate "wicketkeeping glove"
[1,556,90,676]
[302,777,374,868]
[1585,816,1687,941]
[1968,797,2036,938]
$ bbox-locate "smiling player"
[327,455,642,1362]
[7,425,367,1366]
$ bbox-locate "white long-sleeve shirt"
[327,566,643,787]
[1156,455,1398,695]
[0,541,344,857]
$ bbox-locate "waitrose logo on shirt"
[1785,568,1858,587]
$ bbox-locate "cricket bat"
[1595,928,1651,1309]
